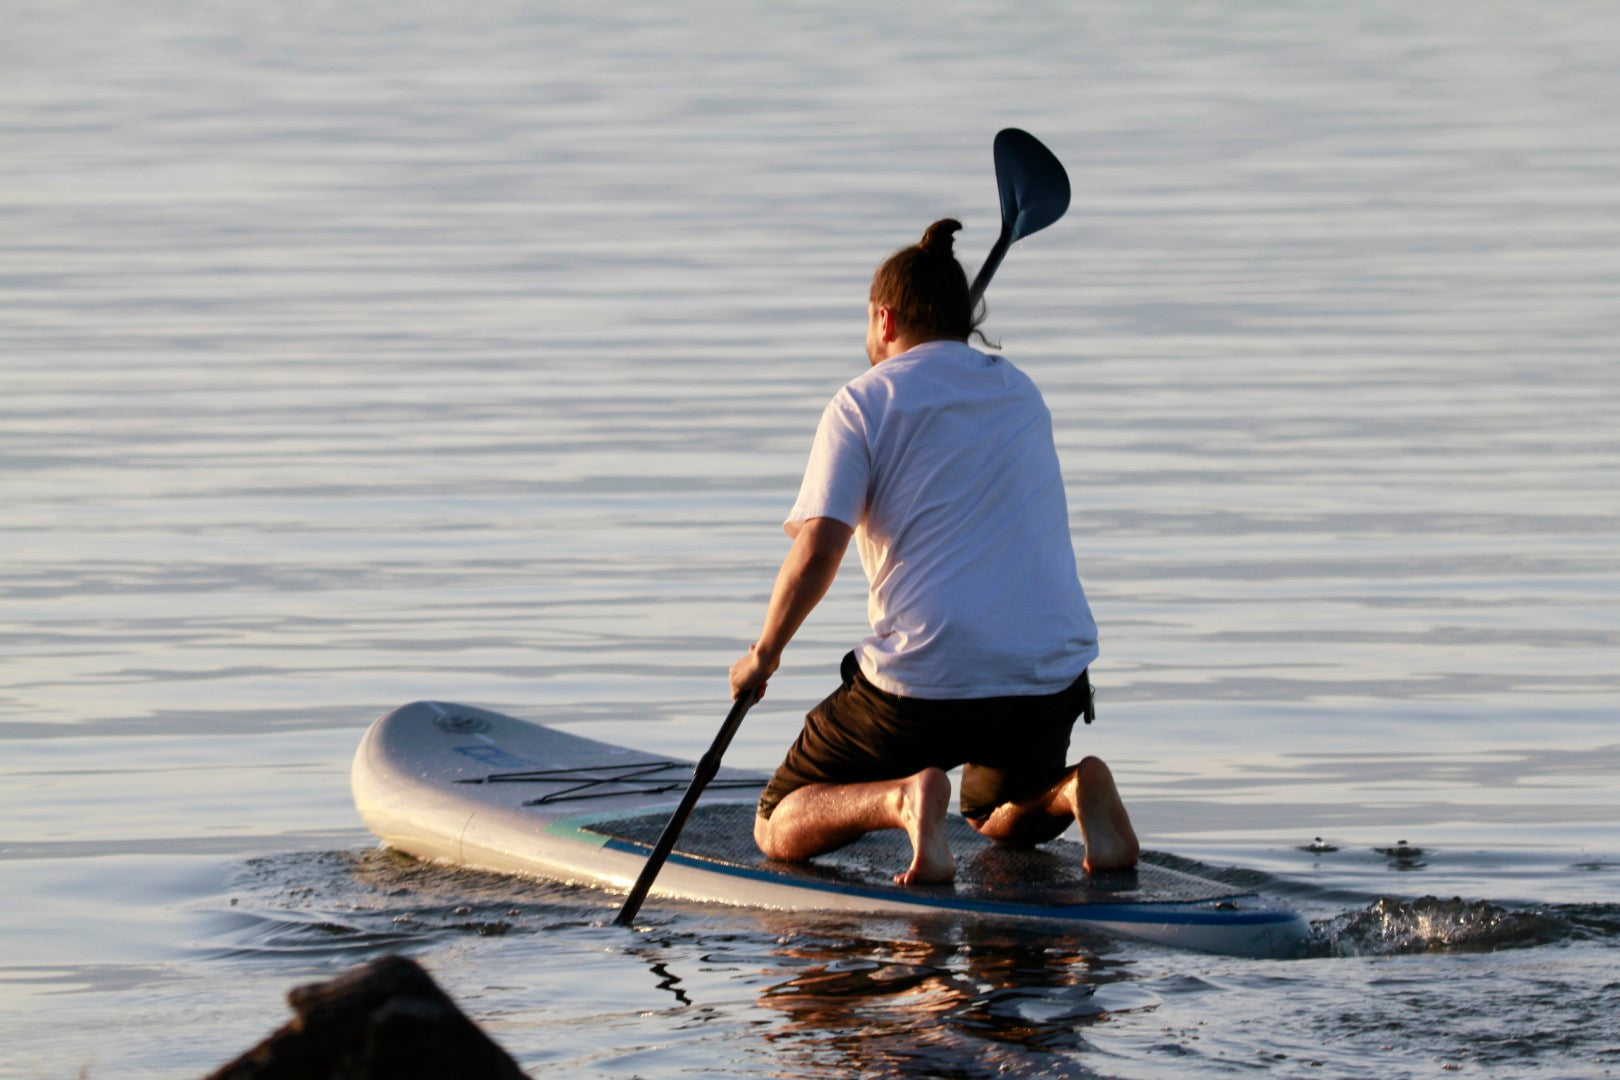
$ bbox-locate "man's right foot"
[894,767,956,885]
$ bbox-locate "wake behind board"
[352,700,1310,958]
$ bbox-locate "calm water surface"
[2,2,1617,1077]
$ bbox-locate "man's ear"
[876,305,898,342]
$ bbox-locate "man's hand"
[729,516,853,704]
[730,643,779,701]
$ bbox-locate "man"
[729,218,1138,886]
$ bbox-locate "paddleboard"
[352,700,1311,958]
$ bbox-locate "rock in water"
[205,954,526,1079]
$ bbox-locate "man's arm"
[729,516,854,700]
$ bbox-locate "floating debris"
[1375,839,1429,869]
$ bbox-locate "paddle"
[613,129,1069,927]
[613,688,761,926]
[967,128,1071,308]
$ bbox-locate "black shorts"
[757,652,1093,822]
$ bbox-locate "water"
[2,1,1617,1076]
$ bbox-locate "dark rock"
[205,954,526,1079]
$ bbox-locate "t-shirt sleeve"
[784,392,868,534]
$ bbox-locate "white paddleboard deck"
[353,700,1311,958]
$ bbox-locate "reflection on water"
[177,847,1620,1077]
[744,916,1128,1074]
[223,849,1149,1076]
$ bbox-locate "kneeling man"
[729,219,1138,885]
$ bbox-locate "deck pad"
[584,803,1239,906]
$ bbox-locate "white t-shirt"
[786,339,1098,698]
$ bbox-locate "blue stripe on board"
[596,836,1291,927]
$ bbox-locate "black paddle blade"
[967,128,1070,306]
[994,128,1070,241]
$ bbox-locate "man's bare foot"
[1073,756,1139,872]
[893,767,956,885]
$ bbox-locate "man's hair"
[869,218,986,343]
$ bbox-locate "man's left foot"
[1073,757,1139,873]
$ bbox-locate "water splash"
[1316,895,1566,956]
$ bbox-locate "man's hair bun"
[919,218,962,256]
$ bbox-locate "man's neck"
[874,334,962,365]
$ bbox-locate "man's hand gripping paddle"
[613,128,1071,928]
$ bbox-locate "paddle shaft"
[967,223,1013,308]
[613,690,760,926]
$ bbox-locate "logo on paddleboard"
[432,713,491,734]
